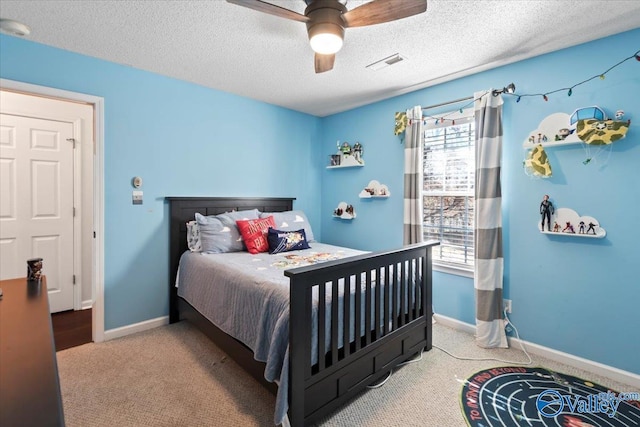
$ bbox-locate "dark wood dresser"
[0,277,65,426]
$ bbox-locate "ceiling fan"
[226,0,428,73]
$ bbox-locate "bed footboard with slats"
[286,242,437,426]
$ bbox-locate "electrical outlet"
[503,299,512,314]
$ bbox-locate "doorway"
[0,79,105,343]
[1,94,81,312]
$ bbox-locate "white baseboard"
[103,316,169,341]
[432,313,640,389]
[81,299,93,310]
[433,313,476,335]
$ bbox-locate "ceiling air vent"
[366,53,406,71]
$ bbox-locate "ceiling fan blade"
[226,0,309,23]
[315,53,335,73]
[342,0,427,28]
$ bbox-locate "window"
[423,108,475,271]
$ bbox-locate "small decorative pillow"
[267,228,310,254]
[186,220,202,252]
[236,216,276,254]
[260,210,315,242]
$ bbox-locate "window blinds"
[423,109,475,268]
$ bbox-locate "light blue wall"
[319,29,640,375]
[2,28,638,375]
[0,35,322,330]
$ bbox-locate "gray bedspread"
[176,243,366,425]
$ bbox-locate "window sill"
[433,262,474,278]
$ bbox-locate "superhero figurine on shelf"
[587,222,597,235]
[352,142,363,163]
[562,222,575,234]
[579,221,586,234]
[540,194,554,231]
[553,221,560,233]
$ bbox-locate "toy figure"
[553,221,560,232]
[340,142,352,156]
[334,208,343,216]
[615,110,625,120]
[540,195,554,231]
[579,221,585,234]
[345,205,355,215]
[555,128,574,141]
[562,221,575,233]
[587,222,597,235]
[352,142,363,163]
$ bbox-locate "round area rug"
[460,366,640,427]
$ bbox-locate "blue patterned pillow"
[267,228,310,254]
[215,209,260,252]
[196,213,235,254]
[260,210,315,242]
[196,209,260,253]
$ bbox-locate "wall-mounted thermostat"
[132,190,143,205]
[132,176,143,188]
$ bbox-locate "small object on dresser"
[27,258,43,282]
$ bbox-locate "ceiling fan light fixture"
[310,32,343,55]
[308,23,344,55]
[0,18,31,37]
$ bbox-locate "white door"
[0,94,84,313]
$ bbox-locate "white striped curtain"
[403,106,424,245]
[474,91,508,348]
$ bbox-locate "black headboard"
[166,197,296,323]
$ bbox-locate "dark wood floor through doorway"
[51,308,92,352]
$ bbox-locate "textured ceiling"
[1,0,639,116]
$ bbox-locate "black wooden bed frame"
[167,196,437,426]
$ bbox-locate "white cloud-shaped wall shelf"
[540,207,606,238]
[359,180,390,198]
[333,201,356,220]
[523,112,582,148]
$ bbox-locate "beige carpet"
[56,321,635,427]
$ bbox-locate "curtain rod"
[422,96,474,111]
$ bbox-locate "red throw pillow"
[236,216,276,254]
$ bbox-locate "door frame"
[1,78,105,342]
